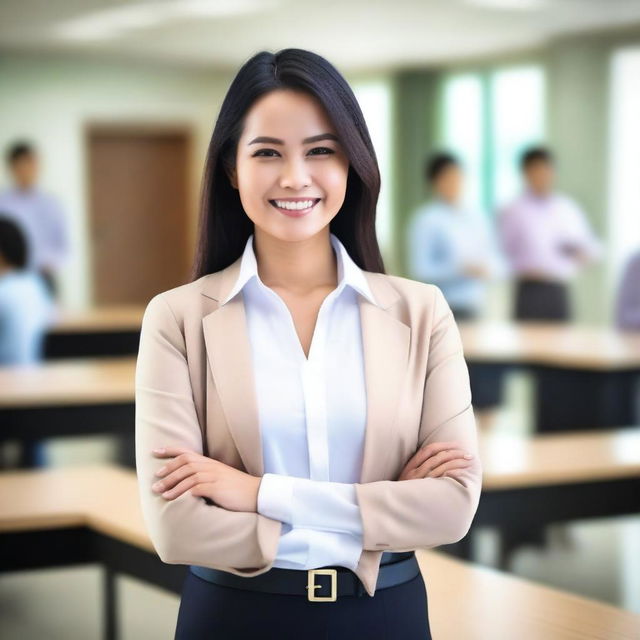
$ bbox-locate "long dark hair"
[0,215,28,269]
[191,48,386,280]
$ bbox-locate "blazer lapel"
[201,261,410,483]
[358,291,411,483]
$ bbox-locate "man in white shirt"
[498,146,602,321]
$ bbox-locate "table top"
[45,306,640,369]
[0,464,637,639]
[49,305,145,334]
[458,321,640,369]
[479,427,640,490]
[0,356,135,407]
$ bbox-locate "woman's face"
[230,89,350,243]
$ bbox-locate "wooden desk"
[44,305,144,359]
[0,357,136,468]
[444,428,640,569]
[459,322,640,431]
[1,465,638,640]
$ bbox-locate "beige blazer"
[135,255,483,597]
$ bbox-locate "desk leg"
[116,433,136,469]
[496,525,547,570]
[103,565,118,640]
[16,439,48,468]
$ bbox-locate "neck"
[253,228,338,295]
[440,195,458,206]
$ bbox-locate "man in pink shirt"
[498,146,602,321]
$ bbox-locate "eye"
[252,148,279,157]
[308,147,334,156]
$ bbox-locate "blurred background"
[0,1,639,638]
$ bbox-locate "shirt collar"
[220,232,379,307]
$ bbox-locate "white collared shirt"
[219,232,379,571]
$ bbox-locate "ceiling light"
[53,0,281,42]
[463,0,549,10]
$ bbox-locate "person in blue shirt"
[406,152,506,432]
[0,215,56,467]
[0,215,55,365]
[406,151,505,318]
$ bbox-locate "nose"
[279,156,311,190]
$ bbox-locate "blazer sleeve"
[353,285,482,552]
[135,293,282,572]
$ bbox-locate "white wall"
[0,53,233,308]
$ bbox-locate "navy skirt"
[174,567,432,639]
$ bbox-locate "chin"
[257,220,330,245]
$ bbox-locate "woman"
[135,48,482,640]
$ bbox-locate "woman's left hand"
[150,446,262,513]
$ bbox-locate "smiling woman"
[135,47,481,640]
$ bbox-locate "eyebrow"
[247,133,339,146]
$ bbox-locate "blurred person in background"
[0,215,55,364]
[498,146,602,322]
[406,151,505,319]
[615,249,640,330]
[406,151,506,432]
[0,141,70,298]
[0,215,55,468]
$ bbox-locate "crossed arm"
[135,287,482,571]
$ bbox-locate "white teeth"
[273,199,316,210]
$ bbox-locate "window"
[441,74,484,209]
[490,66,545,209]
[607,46,640,291]
[439,64,546,214]
[353,80,393,258]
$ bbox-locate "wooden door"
[87,125,193,305]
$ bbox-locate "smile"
[268,198,321,218]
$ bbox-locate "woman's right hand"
[396,440,475,481]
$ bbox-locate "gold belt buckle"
[306,569,337,602]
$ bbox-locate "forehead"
[526,160,552,171]
[241,90,335,140]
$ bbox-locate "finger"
[152,446,197,458]
[157,471,212,500]
[405,441,460,472]
[411,441,467,469]
[414,448,470,476]
[152,446,193,456]
[153,461,210,493]
[154,451,203,478]
[427,459,473,478]
[443,469,467,480]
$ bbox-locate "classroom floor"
[1,372,639,639]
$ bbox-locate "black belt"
[189,551,419,601]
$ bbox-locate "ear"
[227,166,238,190]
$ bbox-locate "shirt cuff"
[257,473,295,523]
[257,474,363,539]
[291,477,363,537]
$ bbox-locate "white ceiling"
[1,0,639,72]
